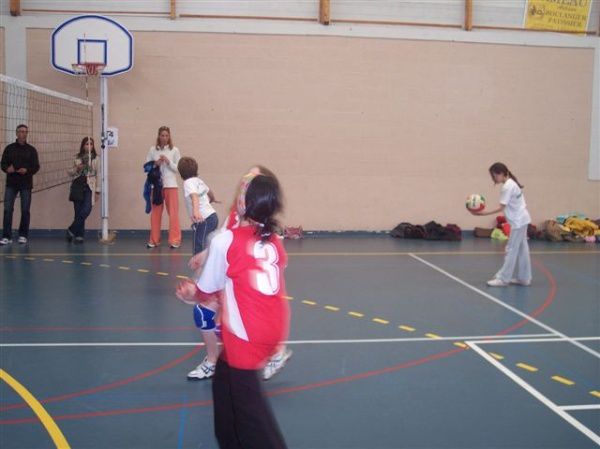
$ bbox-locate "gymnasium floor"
[1,233,599,449]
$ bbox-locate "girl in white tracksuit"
[471,162,532,287]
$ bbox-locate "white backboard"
[51,15,133,77]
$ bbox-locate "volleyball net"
[0,74,93,201]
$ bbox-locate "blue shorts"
[193,304,217,331]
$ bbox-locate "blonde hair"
[155,126,173,149]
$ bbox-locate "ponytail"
[243,175,283,242]
[255,217,280,242]
[489,162,524,188]
[507,170,524,189]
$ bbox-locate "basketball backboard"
[51,15,133,77]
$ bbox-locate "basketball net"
[71,62,105,101]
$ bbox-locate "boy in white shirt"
[178,157,220,379]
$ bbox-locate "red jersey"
[223,206,240,231]
[197,226,289,370]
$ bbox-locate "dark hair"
[16,124,28,131]
[177,157,198,180]
[77,136,97,159]
[244,175,283,242]
[489,162,523,188]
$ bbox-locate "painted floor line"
[559,404,600,411]
[0,333,557,347]
[468,342,600,446]
[2,250,598,258]
[0,369,71,449]
[409,253,600,360]
[468,336,600,345]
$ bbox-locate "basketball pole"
[100,75,110,242]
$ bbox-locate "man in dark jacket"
[1,124,40,245]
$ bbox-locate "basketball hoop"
[71,62,106,76]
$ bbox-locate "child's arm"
[470,204,505,216]
[175,278,219,309]
[208,189,221,204]
[189,249,208,271]
[190,193,203,223]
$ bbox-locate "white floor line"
[469,336,600,345]
[409,253,600,360]
[0,333,556,348]
[468,342,600,446]
[559,405,600,411]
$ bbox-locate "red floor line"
[0,259,558,423]
[0,326,197,333]
[0,346,203,412]
[496,258,557,336]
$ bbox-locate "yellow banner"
[524,0,593,33]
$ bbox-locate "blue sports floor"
[1,234,599,448]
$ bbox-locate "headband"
[236,172,258,218]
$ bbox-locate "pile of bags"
[474,213,599,243]
[541,214,599,243]
[390,221,462,241]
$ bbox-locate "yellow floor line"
[489,352,504,360]
[43,258,54,262]
[176,275,188,280]
[348,311,364,318]
[24,257,36,260]
[372,318,389,325]
[551,376,575,386]
[324,306,340,311]
[156,272,169,276]
[3,250,598,258]
[302,300,317,306]
[399,325,416,332]
[590,390,600,399]
[61,260,73,264]
[453,342,468,349]
[118,266,131,271]
[425,333,441,339]
[99,264,110,268]
[516,363,538,372]
[0,369,71,449]
[137,269,149,273]
[80,262,92,266]
[283,295,294,300]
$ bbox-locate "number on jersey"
[252,241,280,295]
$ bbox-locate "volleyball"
[466,194,486,212]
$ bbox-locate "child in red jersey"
[186,165,292,381]
[177,174,289,449]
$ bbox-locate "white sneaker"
[146,242,156,248]
[487,278,509,287]
[17,236,27,244]
[510,279,531,286]
[187,357,216,380]
[263,348,293,381]
[0,238,12,245]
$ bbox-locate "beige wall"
[25,29,599,231]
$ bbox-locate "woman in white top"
[470,162,532,287]
[145,126,181,248]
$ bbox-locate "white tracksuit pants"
[494,224,532,283]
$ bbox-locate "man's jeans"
[3,185,32,239]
